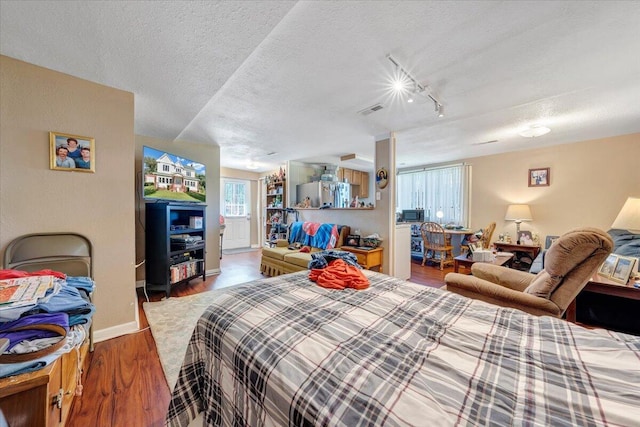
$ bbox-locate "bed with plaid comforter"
[166,270,640,427]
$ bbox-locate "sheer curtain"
[397,164,471,226]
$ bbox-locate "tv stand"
[145,202,206,297]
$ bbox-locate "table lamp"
[505,204,533,244]
[611,197,640,233]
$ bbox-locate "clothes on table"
[0,270,94,378]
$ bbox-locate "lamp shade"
[611,197,640,232]
[505,204,533,222]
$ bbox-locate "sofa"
[260,222,350,277]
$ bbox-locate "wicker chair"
[420,222,454,270]
[480,222,496,249]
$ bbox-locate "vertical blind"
[397,164,471,226]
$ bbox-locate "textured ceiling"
[2,1,639,172]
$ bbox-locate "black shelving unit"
[145,202,206,297]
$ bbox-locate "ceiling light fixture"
[519,124,551,138]
[246,161,259,170]
[387,54,444,117]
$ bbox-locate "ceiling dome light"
[246,162,259,170]
[519,124,551,138]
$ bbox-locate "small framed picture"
[610,255,636,285]
[376,167,388,189]
[545,235,560,248]
[50,131,95,173]
[529,167,550,187]
[598,254,618,277]
[518,231,534,245]
[345,235,361,247]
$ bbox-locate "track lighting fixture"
[387,54,444,117]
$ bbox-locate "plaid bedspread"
[166,271,640,427]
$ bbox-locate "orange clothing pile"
[309,259,370,290]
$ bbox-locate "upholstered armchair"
[444,228,613,317]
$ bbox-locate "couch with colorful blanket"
[260,222,350,277]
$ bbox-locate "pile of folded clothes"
[0,269,95,378]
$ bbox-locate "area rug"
[143,291,220,391]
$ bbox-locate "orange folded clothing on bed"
[309,259,369,290]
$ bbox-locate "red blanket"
[309,259,369,290]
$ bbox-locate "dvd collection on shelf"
[169,259,203,284]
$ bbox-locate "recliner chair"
[443,227,613,318]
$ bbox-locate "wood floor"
[67,251,451,427]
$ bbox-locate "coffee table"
[453,253,514,273]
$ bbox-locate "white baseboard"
[251,243,260,249]
[93,320,140,343]
[206,268,221,276]
[135,279,145,288]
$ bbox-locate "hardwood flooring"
[67,251,451,427]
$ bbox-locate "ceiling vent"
[358,103,384,116]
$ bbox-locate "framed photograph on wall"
[49,131,95,173]
[528,167,550,187]
[610,255,636,285]
[598,254,618,277]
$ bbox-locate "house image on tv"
[145,153,200,193]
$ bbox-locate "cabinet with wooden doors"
[0,341,90,427]
[337,167,369,199]
[265,179,287,244]
[356,170,369,198]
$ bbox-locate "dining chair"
[420,222,454,270]
[480,222,496,249]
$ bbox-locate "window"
[224,181,247,216]
[397,164,471,226]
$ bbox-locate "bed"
[166,270,640,427]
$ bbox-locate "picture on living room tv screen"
[142,146,206,203]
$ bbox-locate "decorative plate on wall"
[376,167,388,189]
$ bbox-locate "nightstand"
[340,246,383,272]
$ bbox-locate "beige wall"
[135,135,221,279]
[0,55,137,336]
[465,133,640,242]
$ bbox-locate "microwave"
[402,209,424,222]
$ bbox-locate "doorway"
[221,179,251,249]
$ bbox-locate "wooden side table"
[340,246,383,272]
[493,242,540,270]
[453,253,514,273]
[565,273,640,324]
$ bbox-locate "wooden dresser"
[0,341,89,427]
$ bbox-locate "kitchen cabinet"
[338,167,369,199]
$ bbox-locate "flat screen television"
[142,146,206,203]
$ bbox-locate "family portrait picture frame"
[528,167,550,187]
[598,254,618,277]
[610,255,636,285]
[597,253,636,285]
[49,131,95,173]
